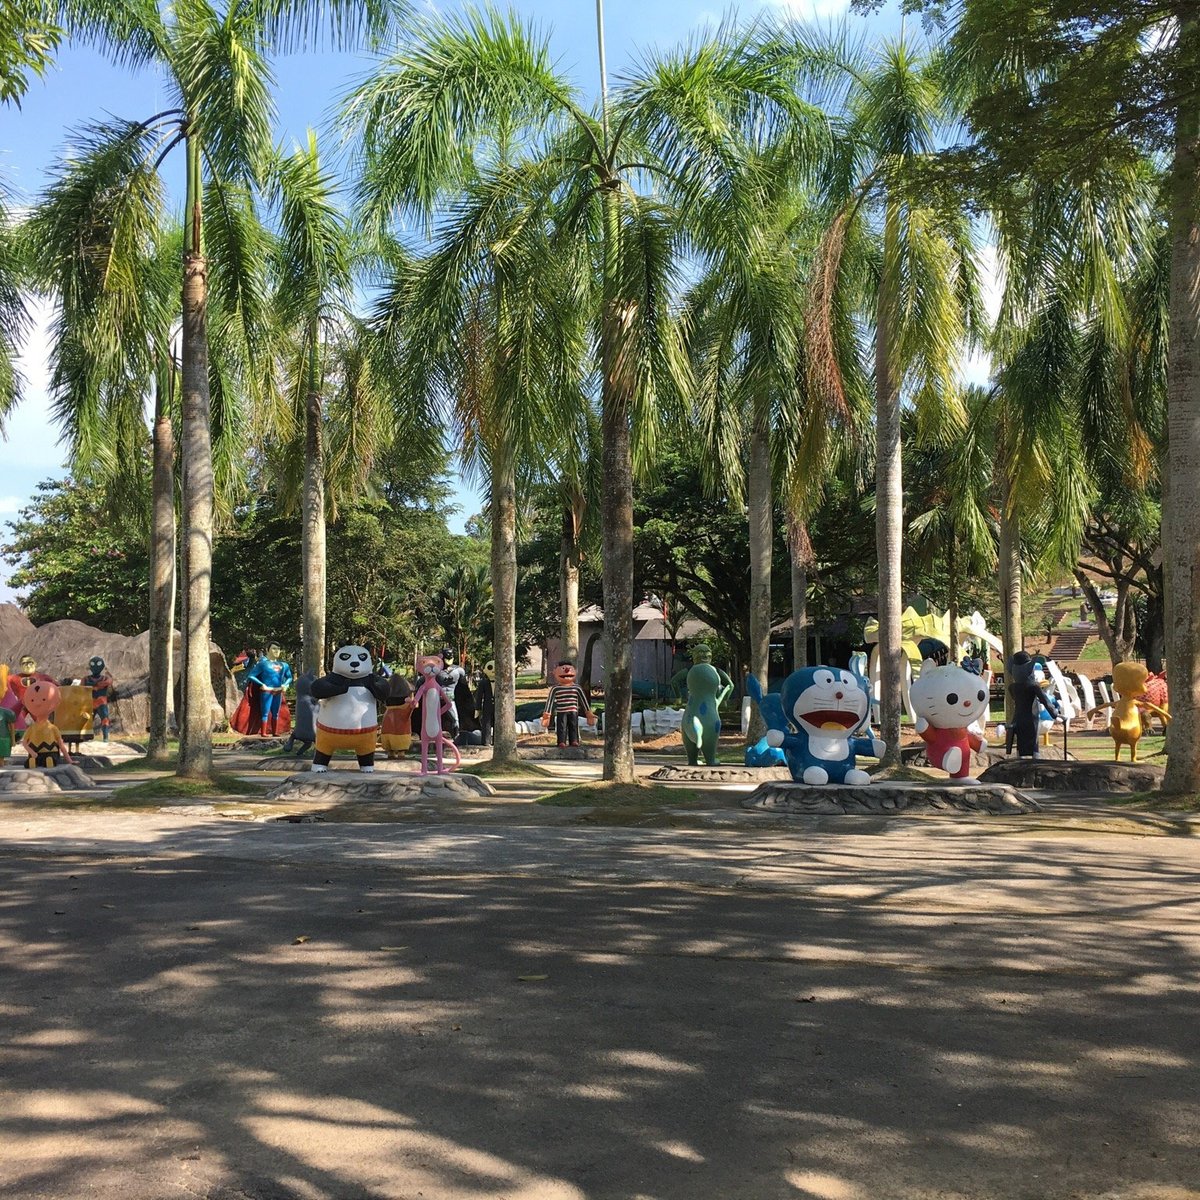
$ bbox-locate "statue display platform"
[265,770,495,804]
[742,780,1039,816]
[979,759,1163,793]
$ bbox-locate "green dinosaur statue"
[670,644,733,766]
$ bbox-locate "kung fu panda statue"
[310,645,390,772]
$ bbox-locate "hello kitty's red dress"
[919,724,983,778]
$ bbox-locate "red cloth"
[919,724,983,778]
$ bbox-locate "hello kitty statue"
[910,660,990,781]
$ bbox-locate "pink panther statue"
[413,653,462,775]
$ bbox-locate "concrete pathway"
[0,798,1198,1199]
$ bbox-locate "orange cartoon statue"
[21,679,73,769]
[1086,661,1170,763]
[1,655,56,735]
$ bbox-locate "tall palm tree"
[989,166,1165,696]
[370,165,586,768]
[25,118,279,759]
[347,10,825,780]
[261,132,392,678]
[57,0,405,778]
[784,32,984,762]
[906,387,997,653]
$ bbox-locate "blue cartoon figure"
[744,676,787,767]
[757,665,886,785]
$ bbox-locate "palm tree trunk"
[747,406,772,740]
[789,517,810,670]
[600,193,635,783]
[874,201,903,766]
[147,368,176,763]
[947,534,959,659]
[301,375,326,677]
[560,497,581,663]
[998,483,1023,722]
[1163,58,1200,794]
[177,134,214,780]
[491,441,519,767]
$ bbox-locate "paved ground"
[1,802,1199,1199]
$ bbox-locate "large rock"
[742,781,1039,816]
[979,758,1164,793]
[0,604,236,733]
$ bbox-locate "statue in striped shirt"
[541,661,593,748]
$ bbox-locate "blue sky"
[0,0,905,603]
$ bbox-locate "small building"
[545,603,711,690]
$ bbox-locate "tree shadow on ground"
[0,827,1198,1199]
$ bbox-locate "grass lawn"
[1106,790,1200,813]
[113,774,268,801]
[459,759,556,779]
[1065,732,1166,762]
[536,781,708,825]
[1077,641,1113,662]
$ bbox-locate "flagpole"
[596,0,610,147]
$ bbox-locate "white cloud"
[764,0,853,18]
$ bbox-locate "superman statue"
[231,642,293,737]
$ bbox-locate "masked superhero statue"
[85,655,114,742]
[474,660,495,747]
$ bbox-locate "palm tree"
[54,0,405,778]
[0,178,29,429]
[25,118,280,760]
[988,166,1165,694]
[261,132,392,678]
[346,10,825,780]
[906,387,998,653]
[370,165,586,768]
[784,32,984,762]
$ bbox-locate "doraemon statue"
[764,666,885,785]
[910,660,989,780]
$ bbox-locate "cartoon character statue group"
[746,658,997,784]
[302,644,467,775]
[0,653,118,769]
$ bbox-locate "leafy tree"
[431,563,493,668]
[633,439,791,675]
[3,478,150,633]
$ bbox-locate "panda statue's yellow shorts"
[315,723,378,758]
